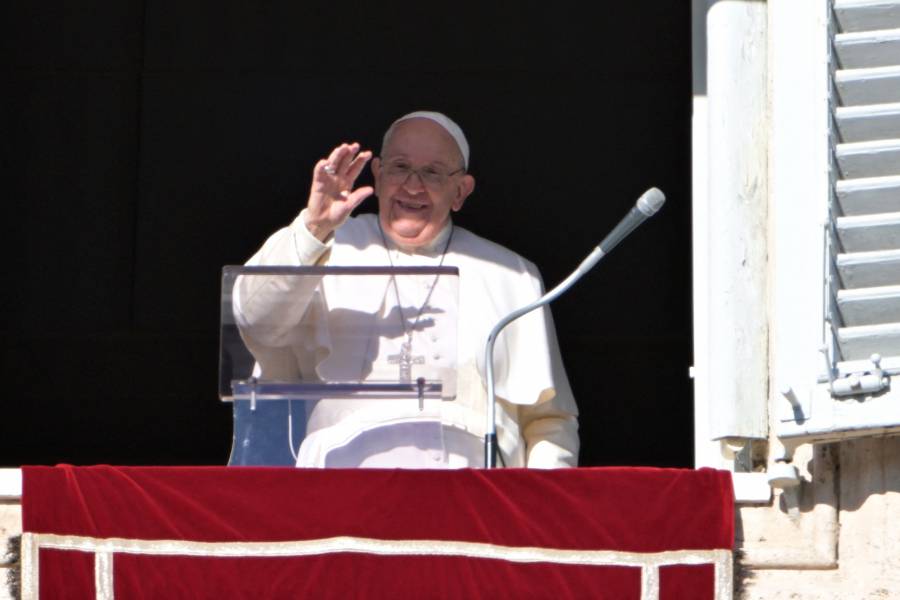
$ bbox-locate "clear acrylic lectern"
[220,265,459,466]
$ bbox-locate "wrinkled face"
[372,118,475,250]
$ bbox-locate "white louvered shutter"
[829,0,900,385]
[774,0,900,442]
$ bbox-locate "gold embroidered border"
[21,533,733,600]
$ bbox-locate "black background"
[1,2,693,467]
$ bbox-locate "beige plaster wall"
[738,436,900,599]
[0,500,21,600]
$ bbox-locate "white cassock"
[234,211,579,468]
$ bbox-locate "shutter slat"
[835,103,900,142]
[835,0,900,33]
[835,66,900,106]
[837,285,900,325]
[836,212,900,251]
[837,322,900,360]
[834,29,900,69]
[836,139,900,178]
[838,249,900,288]
[837,175,900,215]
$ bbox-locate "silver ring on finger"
[323,165,336,175]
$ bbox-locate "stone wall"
[0,499,20,600]
[738,436,900,599]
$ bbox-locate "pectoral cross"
[388,338,426,383]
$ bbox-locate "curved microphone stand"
[483,187,666,468]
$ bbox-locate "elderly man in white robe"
[236,111,579,468]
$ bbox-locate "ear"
[451,174,475,212]
[371,157,382,186]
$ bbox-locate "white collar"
[383,220,454,258]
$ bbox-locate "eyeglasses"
[381,159,465,189]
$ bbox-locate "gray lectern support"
[220,265,459,466]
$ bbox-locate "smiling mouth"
[396,199,429,212]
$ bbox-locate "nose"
[402,169,426,193]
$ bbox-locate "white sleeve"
[246,209,332,268]
[519,387,580,468]
[233,209,332,350]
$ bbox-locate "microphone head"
[636,187,666,216]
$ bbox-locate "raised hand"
[304,142,374,241]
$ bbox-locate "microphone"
[483,187,666,468]
[599,187,666,254]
